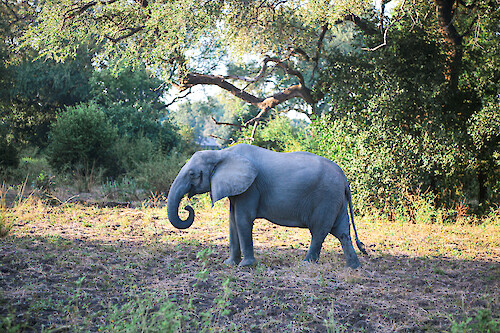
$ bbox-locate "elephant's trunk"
[167,176,195,229]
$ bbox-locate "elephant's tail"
[346,183,368,255]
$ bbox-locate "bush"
[103,103,181,154]
[131,152,189,193]
[48,103,118,175]
[112,135,157,174]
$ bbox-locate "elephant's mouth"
[187,185,196,199]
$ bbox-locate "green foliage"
[32,171,56,197]
[172,95,254,146]
[48,102,118,175]
[241,115,314,152]
[450,309,499,333]
[3,55,93,147]
[91,64,181,154]
[311,23,494,209]
[131,152,190,193]
[104,103,180,154]
[3,152,52,186]
[102,177,141,202]
[100,292,185,333]
[112,135,157,174]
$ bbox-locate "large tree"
[18,1,497,131]
[17,0,375,134]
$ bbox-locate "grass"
[0,192,498,332]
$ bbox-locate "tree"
[20,1,497,131]
[48,103,118,174]
[312,2,500,208]
[1,1,93,147]
[20,0,377,135]
[90,63,180,153]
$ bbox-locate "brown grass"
[0,194,498,332]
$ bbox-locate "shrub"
[132,151,189,193]
[103,103,181,154]
[112,135,156,174]
[48,103,118,176]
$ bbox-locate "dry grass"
[0,194,499,332]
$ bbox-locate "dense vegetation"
[1,1,499,211]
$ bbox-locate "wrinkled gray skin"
[167,144,367,268]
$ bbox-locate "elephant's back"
[226,144,346,183]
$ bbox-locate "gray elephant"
[167,144,367,268]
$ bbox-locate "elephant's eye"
[189,170,200,179]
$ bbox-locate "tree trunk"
[435,0,463,91]
[477,166,488,206]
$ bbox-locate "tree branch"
[105,25,145,43]
[219,55,274,83]
[211,116,246,128]
[362,0,407,51]
[162,89,192,109]
[63,0,147,29]
[435,0,463,89]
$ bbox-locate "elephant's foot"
[346,256,361,269]
[238,257,257,267]
[303,254,320,263]
[224,257,241,266]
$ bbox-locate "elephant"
[167,144,367,268]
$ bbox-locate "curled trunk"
[166,177,195,229]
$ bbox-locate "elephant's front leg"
[231,198,257,267]
[235,213,256,267]
[225,202,241,266]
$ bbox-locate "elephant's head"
[167,149,258,229]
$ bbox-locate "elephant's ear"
[210,151,258,206]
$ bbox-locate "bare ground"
[0,198,499,332]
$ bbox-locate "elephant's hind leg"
[331,210,361,269]
[304,228,329,263]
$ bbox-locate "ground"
[0,194,499,332]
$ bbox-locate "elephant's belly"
[256,192,315,228]
[260,216,308,228]
[256,205,309,228]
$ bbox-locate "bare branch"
[313,23,328,63]
[362,0,407,51]
[289,47,311,62]
[340,14,378,35]
[162,89,192,109]
[220,55,274,83]
[209,134,234,144]
[211,116,246,128]
[250,121,259,141]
